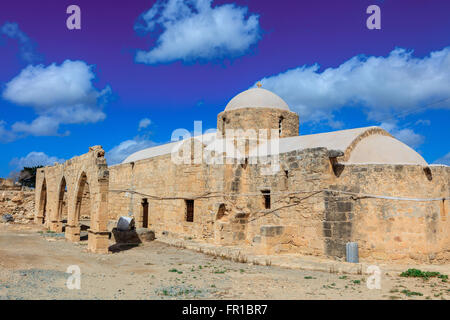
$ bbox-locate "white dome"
[225,87,290,112]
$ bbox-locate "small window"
[262,190,271,209]
[222,117,226,136]
[142,198,149,228]
[278,116,284,135]
[185,200,194,222]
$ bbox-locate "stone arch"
[36,178,47,224]
[66,171,92,242]
[75,171,92,240]
[55,176,68,231]
[35,145,109,253]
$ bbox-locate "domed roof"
[224,87,290,112]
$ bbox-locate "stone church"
[35,86,449,263]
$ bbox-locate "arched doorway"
[57,177,68,231]
[75,172,92,241]
[38,179,47,224]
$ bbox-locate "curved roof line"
[224,87,290,112]
[340,127,392,162]
[118,126,427,166]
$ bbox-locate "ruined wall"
[0,178,20,191]
[326,164,450,263]
[0,190,35,223]
[34,146,109,253]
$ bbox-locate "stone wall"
[0,190,35,223]
[108,146,332,258]
[107,144,450,263]
[0,178,21,191]
[32,139,449,263]
[219,148,330,257]
[34,146,109,253]
[217,108,299,139]
[108,151,225,241]
[326,164,450,263]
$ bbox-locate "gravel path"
[0,224,448,300]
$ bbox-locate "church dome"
[224,87,290,112]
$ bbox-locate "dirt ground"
[0,223,448,300]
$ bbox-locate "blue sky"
[0,0,449,177]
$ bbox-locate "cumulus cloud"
[11,116,62,137]
[106,137,157,165]
[107,118,158,165]
[0,120,17,143]
[415,119,431,126]
[258,47,450,125]
[9,151,64,171]
[380,122,425,149]
[138,118,152,131]
[2,60,111,138]
[433,152,450,166]
[0,22,41,63]
[134,0,261,64]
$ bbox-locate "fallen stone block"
[112,228,155,244]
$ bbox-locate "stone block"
[88,231,109,254]
[260,225,284,237]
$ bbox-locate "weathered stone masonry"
[35,146,109,253]
[34,87,449,263]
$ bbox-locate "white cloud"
[0,120,17,143]
[0,22,41,63]
[134,0,261,64]
[138,118,152,131]
[380,122,425,149]
[433,152,450,166]
[415,119,431,126]
[258,47,450,125]
[106,137,157,165]
[11,116,61,136]
[2,60,111,137]
[9,151,64,171]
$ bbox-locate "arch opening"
[38,179,47,224]
[76,172,92,241]
[57,177,68,231]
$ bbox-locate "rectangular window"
[262,190,271,209]
[278,117,283,135]
[185,200,194,222]
[142,198,149,228]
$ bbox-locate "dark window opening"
[262,190,271,209]
[185,200,194,222]
[217,203,226,220]
[222,117,226,136]
[423,167,433,181]
[142,198,149,228]
[278,116,284,135]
